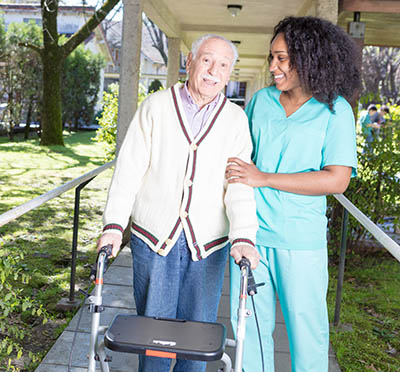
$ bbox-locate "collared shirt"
[179,81,220,138]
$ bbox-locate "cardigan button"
[180,211,188,219]
[190,143,198,151]
[165,238,173,246]
[184,179,193,187]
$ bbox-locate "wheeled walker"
[86,245,263,372]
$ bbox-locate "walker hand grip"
[99,244,113,258]
[89,244,113,281]
[238,257,251,270]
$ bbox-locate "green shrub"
[94,83,148,161]
[93,83,119,161]
[62,44,105,131]
[0,247,48,368]
[147,79,163,94]
[328,103,400,253]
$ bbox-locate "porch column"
[117,0,143,152]
[347,11,365,108]
[245,79,257,105]
[166,37,181,87]
[316,0,338,24]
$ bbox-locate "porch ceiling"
[143,0,400,82]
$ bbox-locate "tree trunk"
[7,94,14,141]
[40,51,64,146]
[74,115,79,132]
[40,0,64,146]
[8,122,14,141]
[24,101,33,140]
[36,0,120,146]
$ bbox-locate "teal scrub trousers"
[230,246,329,372]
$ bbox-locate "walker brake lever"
[247,266,265,296]
[239,257,265,296]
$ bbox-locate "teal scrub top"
[246,86,357,250]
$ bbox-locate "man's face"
[186,38,234,105]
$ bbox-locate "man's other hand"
[97,232,122,257]
[230,245,260,270]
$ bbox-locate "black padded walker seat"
[104,314,226,362]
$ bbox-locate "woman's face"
[269,33,302,92]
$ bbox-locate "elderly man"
[97,34,259,372]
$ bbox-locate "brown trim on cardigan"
[103,223,124,234]
[170,85,229,260]
[159,218,181,251]
[232,238,255,247]
[186,216,201,260]
[184,150,196,213]
[204,236,229,251]
[131,222,159,245]
[171,85,191,144]
[197,96,227,146]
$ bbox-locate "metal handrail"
[333,193,400,325]
[1,167,398,317]
[0,160,115,305]
[0,161,115,227]
[334,193,400,262]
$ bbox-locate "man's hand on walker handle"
[96,232,122,258]
[231,245,260,270]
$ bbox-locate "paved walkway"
[35,246,342,371]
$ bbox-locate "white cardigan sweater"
[103,83,258,261]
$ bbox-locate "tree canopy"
[361,46,400,106]
[0,21,42,140]
[21,0,121,146]
[62,44,105,131]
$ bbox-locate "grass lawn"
[0,131,113,371]
[0,131,399,371]
[328,250,400,371]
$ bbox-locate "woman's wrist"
[255,170,270,188]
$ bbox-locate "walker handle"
[89,244,113,281]
[238,257,264,296]
[238,257,251,270]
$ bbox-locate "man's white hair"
[191,34,238,71]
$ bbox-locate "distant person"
[360,104,380,144]
[377,105,391,138]
[97,34,260,372]
[226,16,360,372]
[369,105,380,125]
[378,105,390,125]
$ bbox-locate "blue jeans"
[130,231,228,372]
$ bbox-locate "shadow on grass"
[0,131,108,370]
[0,201,100,307]
[0,188,47,200]
[0,134,106,200]
[0,131,105,168]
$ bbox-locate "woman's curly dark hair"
[271,16,361,110]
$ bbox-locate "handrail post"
[68,177,96,304]
[334,207,349,326]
